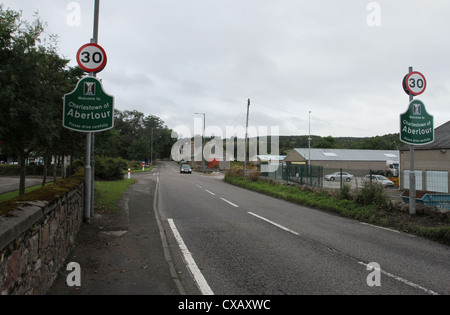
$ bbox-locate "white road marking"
[248,212,300,236]
[248,212,438,295]
[358,262,439,295]
[360,222,401,234]
[220,198,239,208]
[205,189,216,196]
[167,219,214,295]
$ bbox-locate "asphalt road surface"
[155,161,449,295]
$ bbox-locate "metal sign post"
[400,67,433,215]
[75,0,101,223]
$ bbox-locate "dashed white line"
[220,198,239,208]
[167,219,214,295]
[358,262,439,295]
[204,189,216,196]
[248,212,300,236]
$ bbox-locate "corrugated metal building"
[284,148,399,175]
[400,120,450,193]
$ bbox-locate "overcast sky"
[3,0,450,138]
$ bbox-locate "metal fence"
[259,163,323,188]
[259,164,449,210]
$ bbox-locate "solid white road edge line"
[248,212,300,236]
[152,175,186,294]
[167,219,214,295]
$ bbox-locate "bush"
[338,182,353,201]
[95,156,127,180]
[224,168,243,180]
[245,171,262,182]
[355,182,392,209]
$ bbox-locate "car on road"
[324,172,354,182]
[180,164,192,174]
[362,174,394,187]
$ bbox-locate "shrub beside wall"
[0,170,84,295]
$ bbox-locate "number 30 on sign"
[76,43,107,73]
[402,71,426,96]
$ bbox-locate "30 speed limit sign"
[403,71,427,96]
[76,43,107,73]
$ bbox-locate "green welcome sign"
[400,99,434,145]
[63,77,114,132]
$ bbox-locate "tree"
[313,136,338,149]
[94,109,176,162]
[0,7,83,194]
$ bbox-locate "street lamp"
[308,111,312,178]
[195,112,206,172]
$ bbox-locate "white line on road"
[248,212,300,236]
[167,219,214,295]
[205,189,216,196]
[358,262,439,295]
[360,222,401,234]
[248,212,438,295]
[220,198,239,208]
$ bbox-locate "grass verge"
[94,178,136,213]
[224,174,450,245]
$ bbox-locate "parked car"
[180,164,192,174]
[324,172,354,182]
[362,175,394,187]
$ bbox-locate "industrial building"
[400,120,450,193]
[284,148,399,176]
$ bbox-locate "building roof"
[288,148,399,162]
[400,120,450,151]
[256,155,286,162]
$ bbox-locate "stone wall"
[0,182,83,295]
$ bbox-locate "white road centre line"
[220,198,239,208]
[358,262,439,295]
[204,189,216,196]
[167,219,214,295]
[248,212,300,236]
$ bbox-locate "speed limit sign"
[76,43,107,73]
[403,71,427,96]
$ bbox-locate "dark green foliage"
[94,156,127,181]
[355,182,393,209]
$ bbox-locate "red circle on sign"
[76,43,107,73]
[404,71,427,96]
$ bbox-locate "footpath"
[47,170,181,295]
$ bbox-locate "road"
[154,161,449,295]
[0,176,49,194]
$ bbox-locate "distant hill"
[216,133,401,157]
[278,133,401,155]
